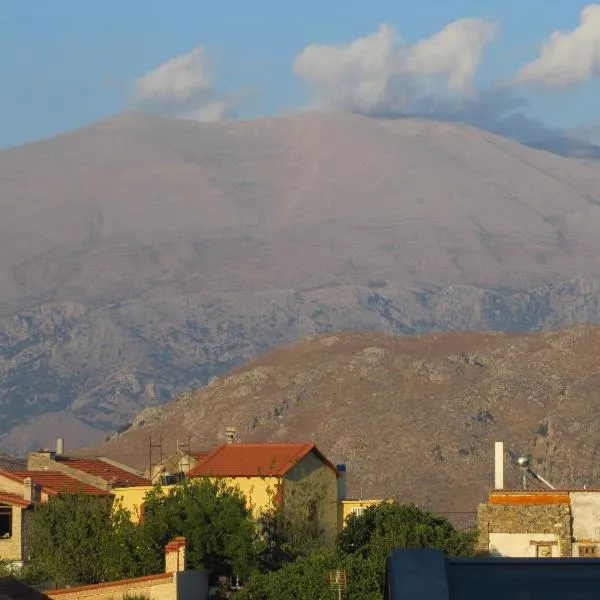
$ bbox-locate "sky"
[2,0,600,149]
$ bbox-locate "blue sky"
[2,0,600,149]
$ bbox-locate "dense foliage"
[140,478,257,580]
[239,502,477,600]
[18,481,475,599]
[25,493,152,587]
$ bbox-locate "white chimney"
[225,426,237,445]
[24,477,33,502]
[56,438,64,455]
[494,442,504,489]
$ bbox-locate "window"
[0,506,12,539]
[579,545,599,557]
[351,506,366,517]
[535,544,553,558]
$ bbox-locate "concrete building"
[478,441,600,557]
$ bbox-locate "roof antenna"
[516,453,555,490]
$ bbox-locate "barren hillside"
[84,326,600,522]
[3,110,600,452]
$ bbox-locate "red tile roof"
[0,470,109,496]
[56,457,150,487]
[188,442,338,478]
[0,493,32,508]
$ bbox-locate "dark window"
[579,545,599,557]
[0,506,12,538]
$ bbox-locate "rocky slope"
[83,326,600,523]
[3,110,600,452]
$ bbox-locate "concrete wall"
[570,492,600,542]
[488,532,560,557]
[283,452,338,536]
[46,571,208,600]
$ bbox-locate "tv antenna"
[515,453,556,490]
[328,569,348,600]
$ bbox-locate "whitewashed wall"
[489,532,560,557]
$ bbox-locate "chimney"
[56,438,64,455]
[336,464,346,500]
[494,442,504,490]
[23,477,33,502]
[225,426,237,445]
[165,537,186,573]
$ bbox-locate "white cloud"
[293,18,498,115]
[515,4,600,87]
[131,46,234,121]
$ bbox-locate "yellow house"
[114,442,340,535]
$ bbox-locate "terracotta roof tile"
[188,442,337,478]
[56,457,150,487]
[0,470,109,496]
[0,493,31,508]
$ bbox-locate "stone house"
[478,442,600,557]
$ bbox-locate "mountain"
[82,326,600,523]
[3,110,600,453]
[524,135,600,160]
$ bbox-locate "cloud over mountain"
[293,19,498,115]
[516,4,600,88]
[130,45,234,121]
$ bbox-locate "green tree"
[239,502,477,600]
[256,478,333,572]
[338,501,476,558]
[25,493,153,587]
[139,478,257,583]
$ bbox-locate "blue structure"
[384,548,600,599]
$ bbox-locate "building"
[114,435,340,534]
[478,441,600,557]
[384,548,600,600]
[27,439,150,490]
[149,450,210,484]
[0,469,109,565]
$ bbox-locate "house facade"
[114,440,340,534]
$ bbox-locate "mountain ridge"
[2,110,600,452]
[79,325,600,522]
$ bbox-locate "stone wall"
[478,502,572,557]
[0,506,24,562]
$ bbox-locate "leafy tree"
[338,501,476,558]
[25,493,153,587]
[238,548,338,600]
[239,502,477,600]
[256,478,334,572]
[139,478,257,583]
